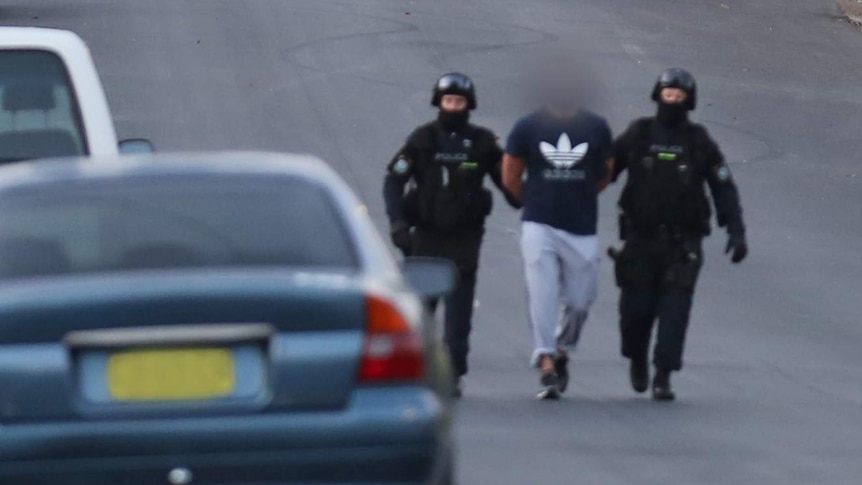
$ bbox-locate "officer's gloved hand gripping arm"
[383,142,417,256]
[700,132,748,264]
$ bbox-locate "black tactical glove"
[390,221,413,256]
[725,233,748,264]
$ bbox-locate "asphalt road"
[3,1,862,483]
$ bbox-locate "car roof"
[0,27,86,51]
[0,27,121,156]
[0,151,343,191]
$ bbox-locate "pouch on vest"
[429,186,492,231]
[466,187,493,223]
[430,188,465,231]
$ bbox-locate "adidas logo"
[540,133,589,169]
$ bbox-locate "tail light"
[358,295,424,382]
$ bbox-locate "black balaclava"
[437,109,469,132]
[656,101,688,126]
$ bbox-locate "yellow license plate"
[107,347,236,401]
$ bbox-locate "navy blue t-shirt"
[506,109,613,235]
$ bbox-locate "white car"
[0,27,151,163]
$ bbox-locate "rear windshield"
[0,176,358,280]
[0,50,88,163]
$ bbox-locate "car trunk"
[0,269,368,422]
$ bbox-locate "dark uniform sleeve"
[612,121,639,182]
[595,119,613,181]
[482,130,522,209]
[696,126,746,236]
[383,131,420,225]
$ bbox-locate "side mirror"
[119,138,155,154]
[402,257,456,299]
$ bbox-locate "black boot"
[652,367,675,401]
[554,353,570,394]
[629,357,649,393]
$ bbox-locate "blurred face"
[440,94,468,112]
[537,59,587,116]
[660,87,688,104]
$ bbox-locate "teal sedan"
[0,153,457,484]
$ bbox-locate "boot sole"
[652,390,676,401]
[537,387,561,400]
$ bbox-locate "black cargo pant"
[413,226,484,377]
[613,233,703,371]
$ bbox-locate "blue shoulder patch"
[392,158,410,174]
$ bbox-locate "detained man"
[502,58,614,399]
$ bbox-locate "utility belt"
[618,214,706,242]
[403,186,492,233]
[611,218,704,291]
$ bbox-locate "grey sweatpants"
[520,221,599,366]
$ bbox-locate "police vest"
[619,119,712,235]
[404,124,493,232]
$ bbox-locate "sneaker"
[554,354,570,393]
[537,372,561,400]
[652,368,675,401]
[629,357,649,394]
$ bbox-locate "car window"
[0,175,358,279]
[0,50,88,163]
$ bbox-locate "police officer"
[383,72,520,396]
[611,68,748,401]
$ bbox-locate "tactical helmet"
[651,68,697,110]
[431,72,477,110]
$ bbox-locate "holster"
[618,213,632,241]
[611,244,634,288]
[662,240,703,290]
